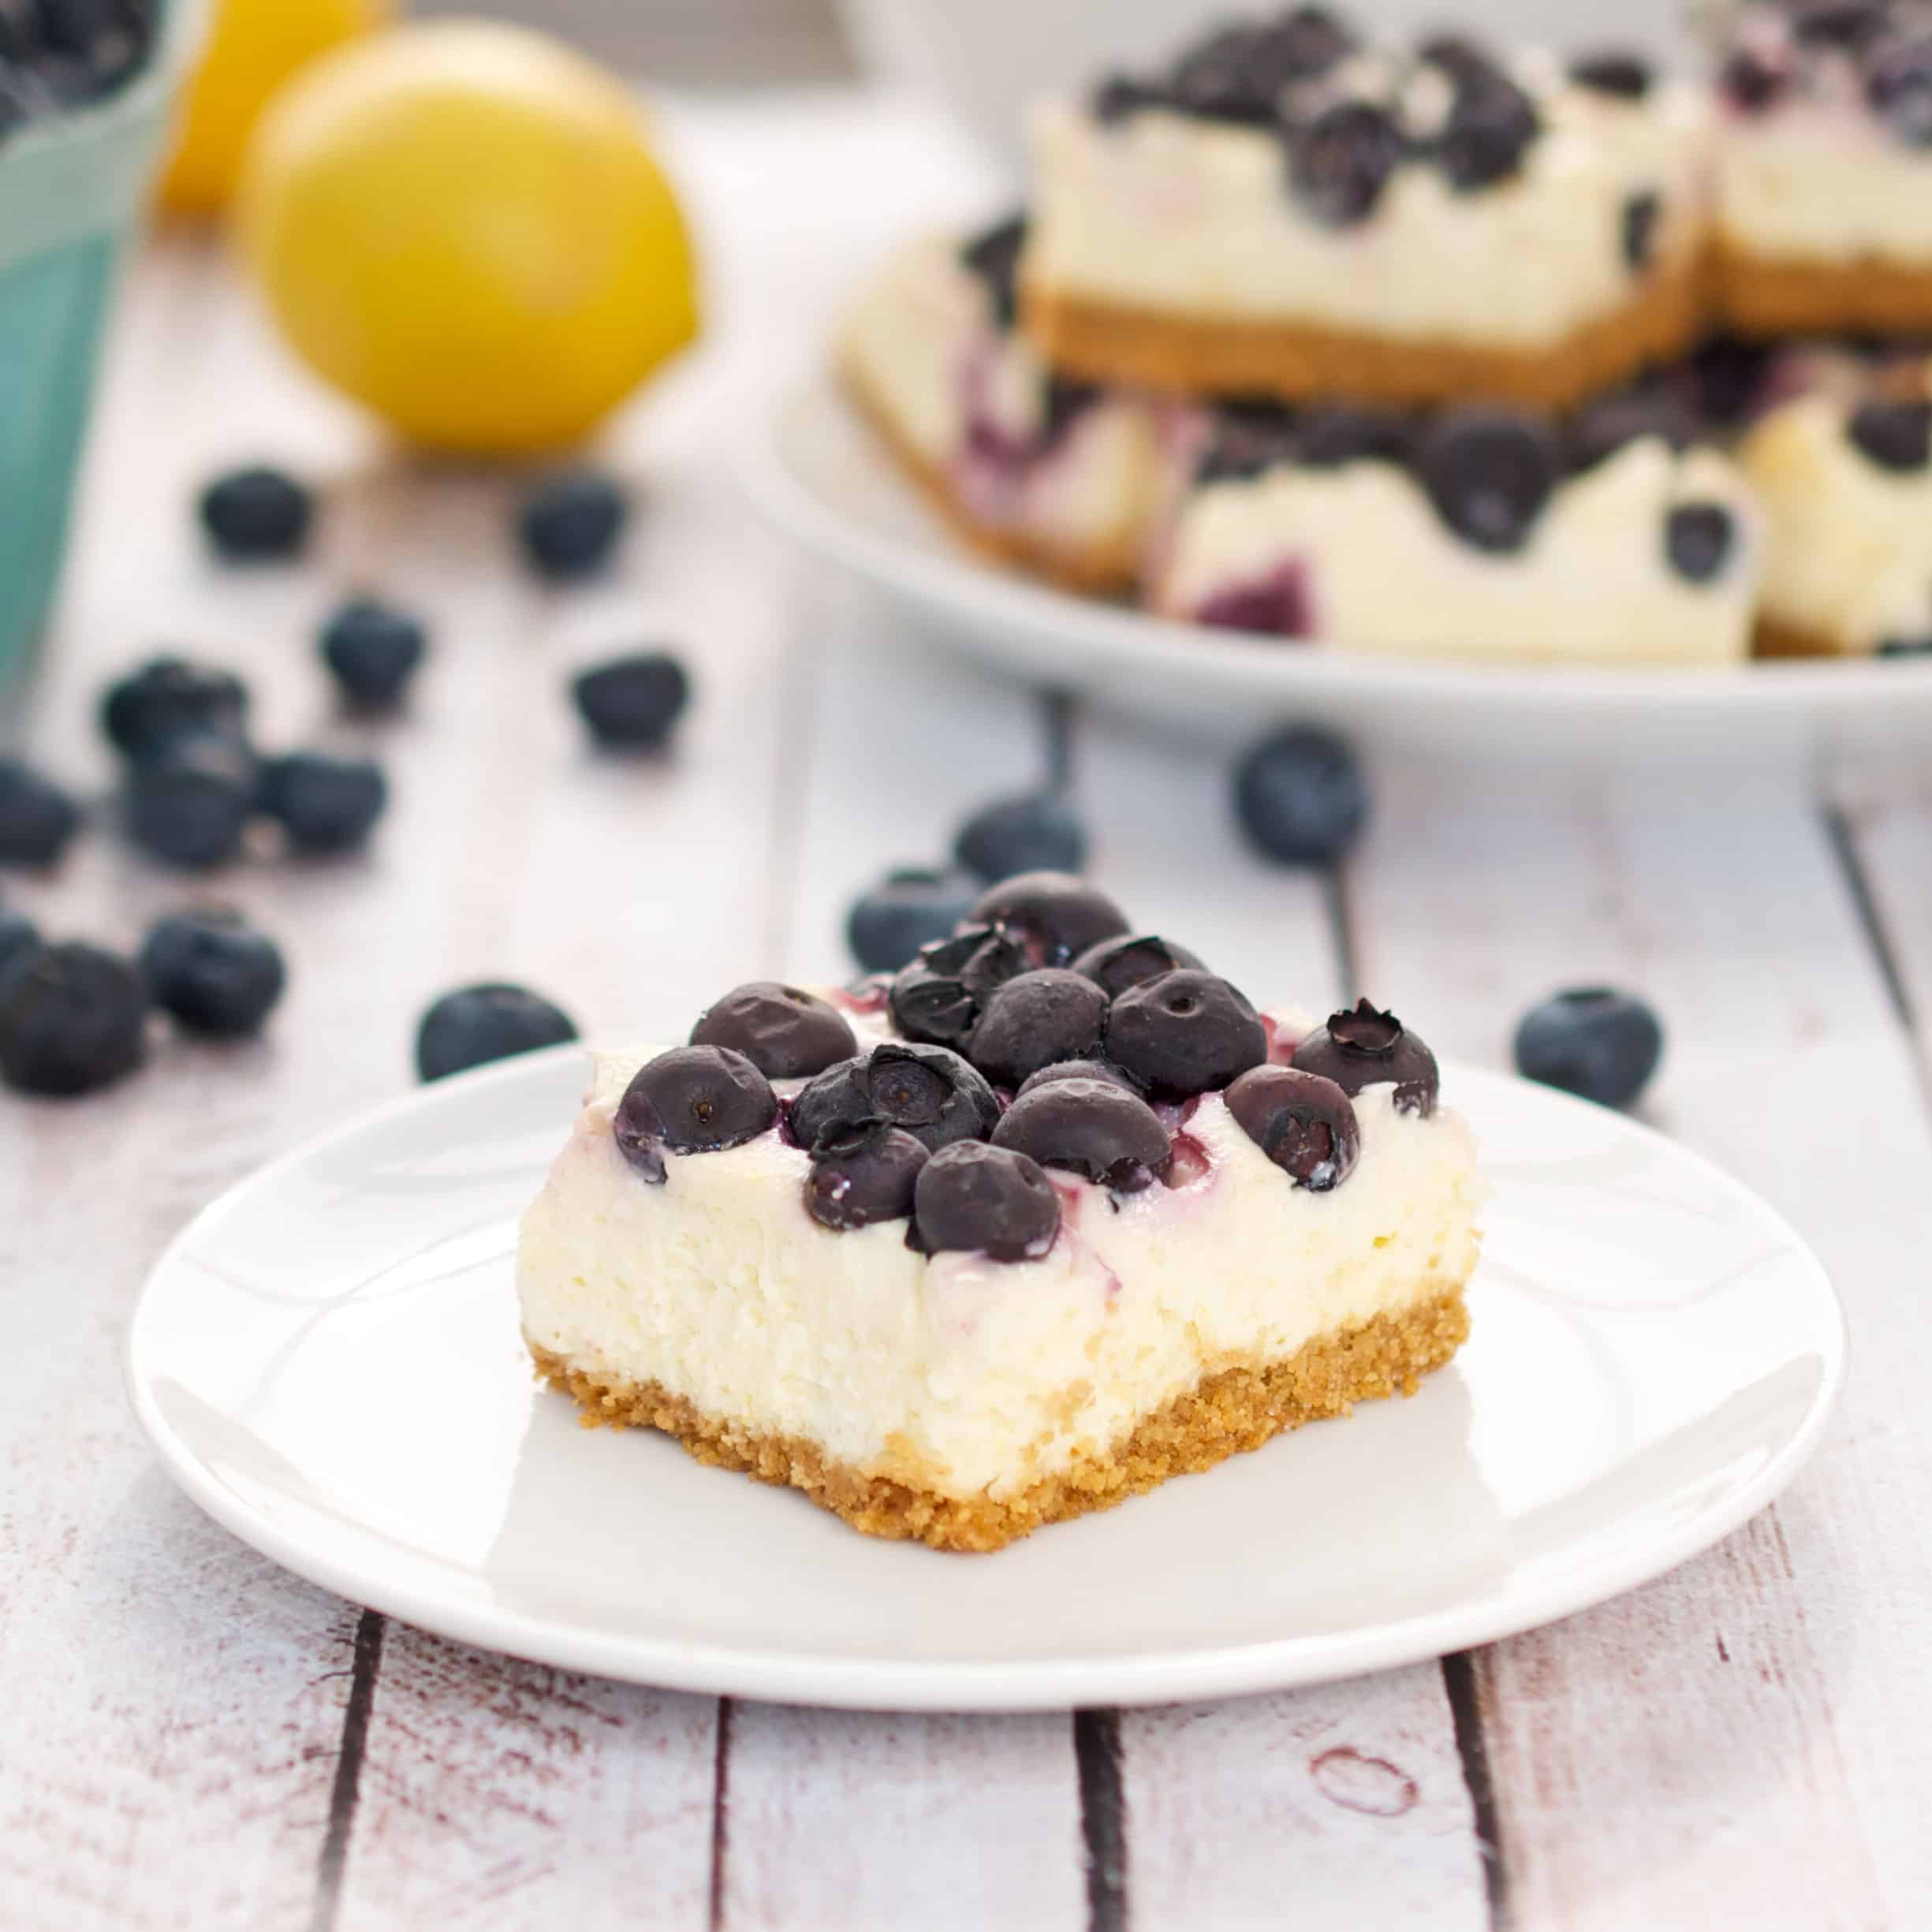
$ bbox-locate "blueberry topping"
[1233,724,1369,866]
[959,214,1027,330]
[614,1045,778,1180]
[102,657,249,766]
[1721,45,1788,112]
[1106,968,1267,1100]
[804,1125,929,1231]
[1568,50,1653,99]
[125,739,255,870]
[1291,999,1439,1116]
[689,981,856,1080]
[1622,191,1661,272]
[1194,568,1315,637]
[889,923,1026,1047]
[571,652,690,749]
[260,752,387,855]
[1513,987,1662,1110]
[785,1055,871,1148]
[967,968,1109,1088]
[1847,397,1932,470]
[518,470,628,580]
[1295,405,1413,469]
[320,597,427,709]
[1288,100,1405,226]
[912,1141,1060,1262]
[790,1039,999,1154]
[1224,1064,1360,1191]
[1688,337,1775,426]
[1016,1057,1145,1098]
[847,867,980,974]
[1417,34,1499,83]
[968,871,1129,968]
[139,905,286,1037]
[0,904,42,987]
[416,982,578,1083]
[1167,25,1289,125]
[954,793,1086,883]
[0,758,80,867]
[1197,401,1301,484]
[1071,933,1206,998]
[1665,502,1736,583]
[991,1076,1172,1192]
[1417,406,1560,552]
[1868,39,1932,147]
[199,465,312,561]
[1092,74,1170,124]
[1435,70,1540,192]
[1568,389,1702,472]
[0,941,147,1096]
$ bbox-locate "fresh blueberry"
[890,924,1026,1048]
[689,980,856,1080]
[0,758,80,866]
[1106,968,1267,1100]
[1721,45,1788,112]
[959,214,1027,330]
[1292,999,1439,1116]
[1225,1064,1359,1191]
[846,867,980,974]
[1016,1057,1144,1098]
[0,903,43,987]
[1169,9,1353,125]
[967,968,1108,1089]
[1288,100,1405,226]
[790,1040,1000,1155]
[969,871,1129,968]
[260,752,387,855]
[1419,406,1560,552]
[1435,70,1541,192]
[33,0,152,74]
[613,1044,777,1180]
[912,1140,1061,1261]
[102,657,249,766]
[1197,401,1301,485]
[1688,337,1775,426]
[1665,502,1736,583]
[199,465,312,561]
[804,1125,929,1232]
[1091,74,1171,123]
[1568,389,1702,472]
[1418,33,1500,82]
[1622,191,1661,271]
[1233,724,1369,866]
[1513,987,1663,1109]
[571,652,690,750]
[320,597,427,709]
[140,905,286,1037]
[0,941,147,1096]
[1847,397,1932,471]
[1295,405,1412,469]
[1071,933,1205,998]
[416,982,579,1083]
[1568,50,1653,99]
[124,739,255,870]
[992,1076,1172,1192]
[953,793,1086,884]
[518,470,628,580]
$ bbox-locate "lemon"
[236,21,699,456]
[159,0,392,220]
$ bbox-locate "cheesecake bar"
[837,219,1173,594]
[517,875,1485,1552]
[1021,11,1710,408]
[1145,393,1760,665]
[1714,1,1932,336]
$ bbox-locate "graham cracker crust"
[1715,241,1932,337]
[1018,259,1706,410]
[837,356,1143,597]
[528,1283,1470,1553]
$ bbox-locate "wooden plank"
[1345,766,1931,1930]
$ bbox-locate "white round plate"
[746,373,1932,760]
[128,1045,1844,1712]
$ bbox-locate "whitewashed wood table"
[4,93,1931,1932]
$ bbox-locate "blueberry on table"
[0,942,147,1097]
[102,657,249,766]
[967,968,1108,1089]
[804,1125,929,1232]
[1513,987,1662,1110]
[846,867,979,974]
[1233,724,1369,867]
[518,470,628,580]
[992,1076,1173,1192]
[0,759,80,867]
[140,906,286,1038]
[124,739,255,870]
[954,793,1087,883]
[0,904,43,986]
[1106,968,1268,1100]
[613,1045,777,1180]
[260,752,387,855]
[968,871,1129,968]
[689,981,856,1080]
[571,653,690,749]
[1292,1000,1440,1117]
[320,597,427,709]
[912,1141,1061,1262]
[199,465,313,561]
[1225,1064,1359,1191]
[416,983,578,1083]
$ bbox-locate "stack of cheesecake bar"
[839,2,1932,666]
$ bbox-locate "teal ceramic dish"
[0,0,203,697]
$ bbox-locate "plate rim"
[741,369,1932,722]
[125,1045,1848,1712]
